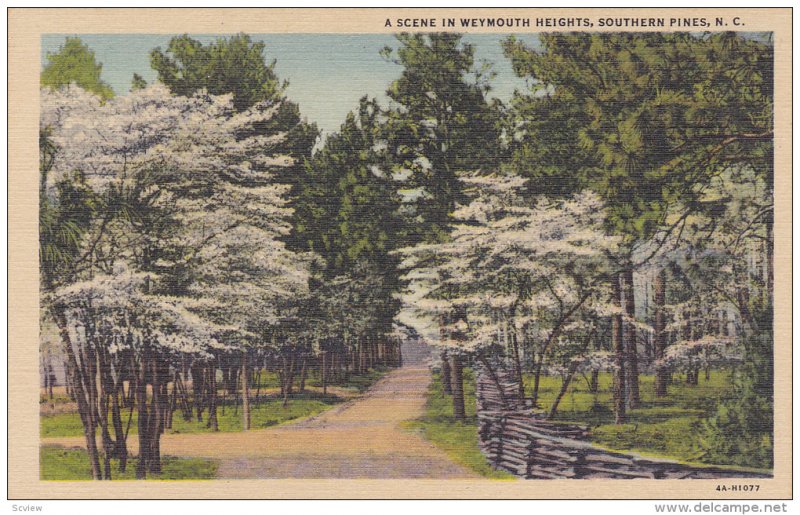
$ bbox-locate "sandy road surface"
[42,342,477,478]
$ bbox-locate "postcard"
[7,7,792,500]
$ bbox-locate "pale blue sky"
[41,33,540,143]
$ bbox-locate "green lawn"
[404,369,514,480]
[40,446,217,480]
[42,367,391,438]
[39,391,73,406]
[42,391,343,438]
[524,370,756,466]
[308,366,390,392]
[410,366,767,476]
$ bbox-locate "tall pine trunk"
[135,348,149,479]
[654,268,669,397]
[299,356,307,392]
[241,351,250,431]
[623,269,640,409]
[191,363,205,422]
[321,351,328,395]
[147,356,168,475]
[766,214,773,305]
[450,354,465,421]
[509,319,525,400]
[440,350,452,394]
[282,355,295,407]
[207,361,218,431]
[612,273,627,424]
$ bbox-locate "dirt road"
[43,342,477,479]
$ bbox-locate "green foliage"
[529,372,731,422]
[41,37,114,100]
[504,32,773,248]
[524,370,769,469]
[404,370,514,479]
[591,418,704,461]
[151,33,283,111]
[150,33,318,176]
[700,331,773,469]
[291,98,405,347]
[293,98,405,275]
[39,165,97,289]
[130,73,147,91]
[382,33,503,242]
[40,446,218,480]
[504,94,599,198]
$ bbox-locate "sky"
[41,33,541,142]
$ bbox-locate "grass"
[524,370,761,466]
[404,369,515,480]
[40,445,218,480]
[409,367,765,475]
[39,390,73,406]
[41,367,390,438]
[41,391,343,438]
[308,366,391,393]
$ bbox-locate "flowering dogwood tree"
[40,84,311,478]
[399,172,619,417]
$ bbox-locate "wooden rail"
[475,363,770,480]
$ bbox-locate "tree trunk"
[207,361,218,431]
[321,351,328,395]
[241,351,250,431]
[51,301,102,480]
[737,287,755,332]
[612,273,627,424]
[359,339,366,374]
[95,347,113,479]
[166,374,176,431]
[47,357,55,401]
[547,363,579,420]
[438,315,451,395]
[147,355,166,475]
[440,350,452,394]
[299,355,307,393]
[175,373,192,422]
[135,349,149,479]
[191,362,205,422]
[110,377,128,471]
[622,269,639,409]
[478,356,507,408]
[531,358,543,408]
[682,309,696,387]
[509,319,525,400]
[766,214,773,305]
[721,310,729,337]
[282,355,295,407]
[450,354,465,421]
[654,268,669,397]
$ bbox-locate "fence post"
[525,433,536,479]
[493,415,507,469]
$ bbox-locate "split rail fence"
[475,363,770,480]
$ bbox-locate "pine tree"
[382,33,502,243]
[41,37,114,100]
